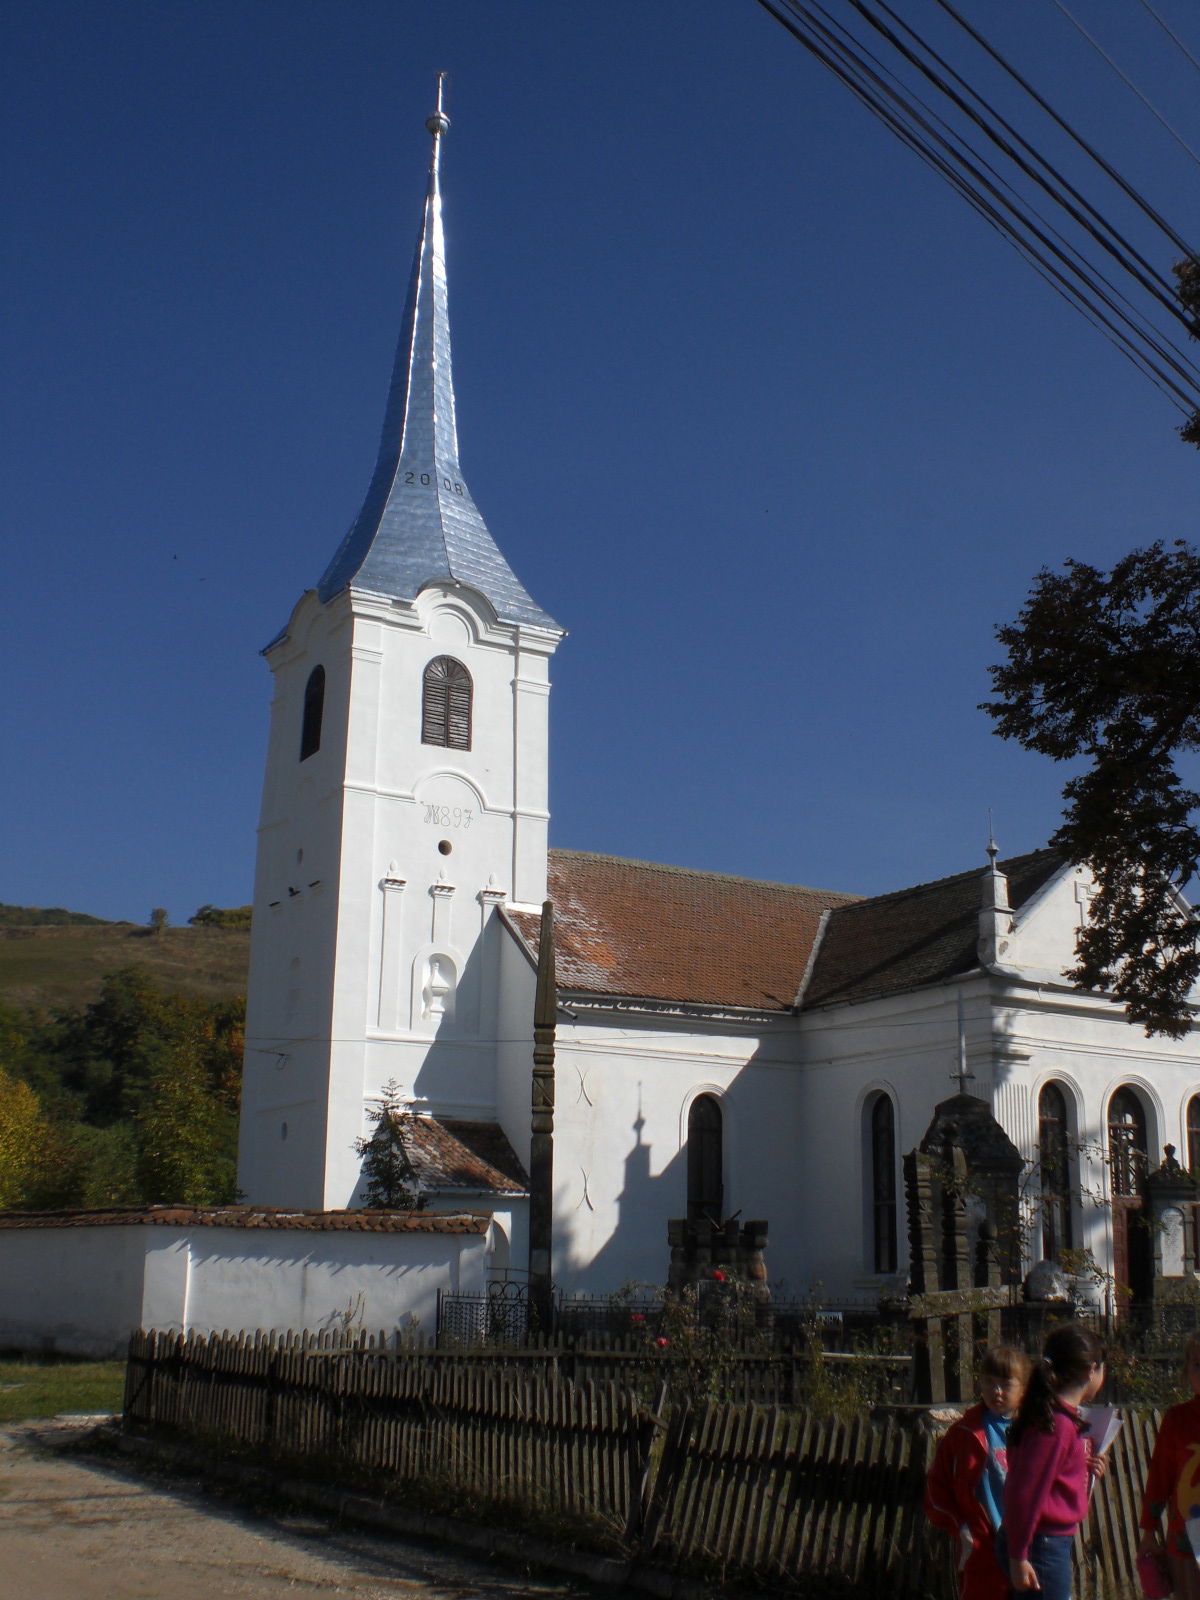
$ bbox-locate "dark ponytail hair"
[1009,1322,1106,1445]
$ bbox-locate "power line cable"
[929,0,1197,259]
[1048,0,1200,170]
[1137,0,1200,80]
[753,0,1200,413]
[867,0,1191,320]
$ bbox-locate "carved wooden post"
[948,1144,974,1401]
[529,899,556,1336]
[905,1149,944,1403]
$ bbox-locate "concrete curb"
[108,1426,729,1600]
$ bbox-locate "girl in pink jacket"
[1004,1323,1108,1600]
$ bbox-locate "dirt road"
[0,1420,604,1600]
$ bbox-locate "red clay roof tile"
[506,849,859,1011]
[0,1205,491,1234]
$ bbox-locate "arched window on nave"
[1037,1081,1073,1260]
[868,1093,897,1275]
[686,1094,723,1224]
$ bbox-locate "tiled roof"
[505,849,860,1012]
[0,1206,490,1233]
[802,849,1064,1007]
[401,1116,527,1194]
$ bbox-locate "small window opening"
[300,665,325,761]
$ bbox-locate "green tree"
[354,1079,421,1209]
[984,540,1200,1036]
[188,904,252,929]
[5,971,245,1207]
[135,1033,237,1205]
[1178,258,1200,448]
[0,1066,47,1208]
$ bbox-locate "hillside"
[0,922,250,1011]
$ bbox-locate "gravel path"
[0,1420,606,1600]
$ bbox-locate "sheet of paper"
[1081,1404,1122,1456]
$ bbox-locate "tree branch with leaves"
[984,540,1200,1036]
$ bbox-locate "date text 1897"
[423,804,472,829]
[404,471,465,495]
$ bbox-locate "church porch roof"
[399,1115,528,1195]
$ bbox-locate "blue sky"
[4,0,1199,925]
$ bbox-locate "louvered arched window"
[299,665,325,761]
[686,1095,724,1224]
[422,656,472,750]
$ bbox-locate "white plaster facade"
[0,1213,495,1357]
[238,581,558,1213]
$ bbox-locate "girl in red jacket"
[1004,1323,1108,1600]
[924,1345,1032,1600]
[1138,1332,1200,1600]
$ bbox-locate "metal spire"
[316,76,560,632]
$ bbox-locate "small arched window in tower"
[686,1094,723,1224]
[869,1094,897,1274]
[1189,1095,1200,1174]
[1108,1086,1148,1197]
[299,665,325,761]
[422,656,472,750]
[1038,1081,1074,1260]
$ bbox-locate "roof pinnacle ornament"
[426,73,450,141]
[312,75,559,633]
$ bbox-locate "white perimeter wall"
[0,1220,494,1357]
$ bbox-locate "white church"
[3,92,1200,1354]
[233,89,1200,1320]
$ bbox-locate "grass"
[0,1358,125,1423]
[0,923,248,1009]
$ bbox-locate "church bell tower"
[238,81,564,1208]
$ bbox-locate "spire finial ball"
[426,110,450,138]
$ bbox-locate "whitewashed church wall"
[181,1225,490,1337]
[794,983,977,1299]
[494,929,538,1167]
[1008,865,1093,974]
[544,1015,801,1297]
[786,975,1200,1301]
[0,1221,495,1356]
[239,596,349,1210]
[0,1225,149,1356]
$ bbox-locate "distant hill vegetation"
[0,904,250,1011]
[0,905,254,1211]
[0,903,111,928]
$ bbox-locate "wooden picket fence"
[123,1328,1158,1598]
